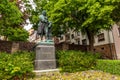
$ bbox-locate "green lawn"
[94,60,120,75]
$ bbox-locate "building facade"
[58,24,120,59]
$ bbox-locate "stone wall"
[0,40,35,53]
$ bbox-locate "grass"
[94,59,120,75]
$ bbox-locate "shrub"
[56,50,100,72]
[94,60,120,75]
[0,51,35,80]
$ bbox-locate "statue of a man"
[37,10,52,41]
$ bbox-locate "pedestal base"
[33,69,59,76]
[34,44,56,70]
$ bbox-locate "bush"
[56,50,100,72]
[94,60,120,75]
[0,51,35,80]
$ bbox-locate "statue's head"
[42,10,46,16]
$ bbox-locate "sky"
[23,0,36,31]
[24,19,33,30]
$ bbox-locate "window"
[66,34,70,40]
[82,39,87,45]
[77,32,80,36]
[97,33,105,42]
[71,34,74,39]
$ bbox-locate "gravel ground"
[29,70,120,80]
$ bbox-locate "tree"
[6,28,29,41]
[43,0,118,51]
[0,0,32,41]
[111,1,120,25]
[0,0,23,40]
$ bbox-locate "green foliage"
[0,51,35,80]
[111,1,120,22]
[94,60,120,75]
[23,0,49,30]
[28,0,120,36]
[0,0,23,36]
[43,0,118,35]
[24,0,120,37]
[43,0,119,51]
[56,50,100,72]
[5,28,29,41]
[0,0,23,26]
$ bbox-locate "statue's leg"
[41,29,46,41]
[40,27,45,41]
[45,27,49,40]
[40,34,43,41]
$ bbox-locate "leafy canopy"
[0,0,31,41]
[6,28,29,41]
[0,0,23,28]
[43,0,118,35]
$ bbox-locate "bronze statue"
[37,10,52,41]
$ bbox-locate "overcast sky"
[24,19,33,30]
[24,0,36,30]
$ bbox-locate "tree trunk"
[86,29,94,52]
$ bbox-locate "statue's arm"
[39,15,48,23]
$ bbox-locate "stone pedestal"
[34,43,56,70]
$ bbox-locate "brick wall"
[18,42,35,51]
[0,40,35,53]
[0,41,117,59]
[0,41,12,53]
[93,43,117,59]
[55,42,88,51]
[69,44,89,51]
[55,43,117,59]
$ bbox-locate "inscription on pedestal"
[35,60,56,70]
[34,44,56,70]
